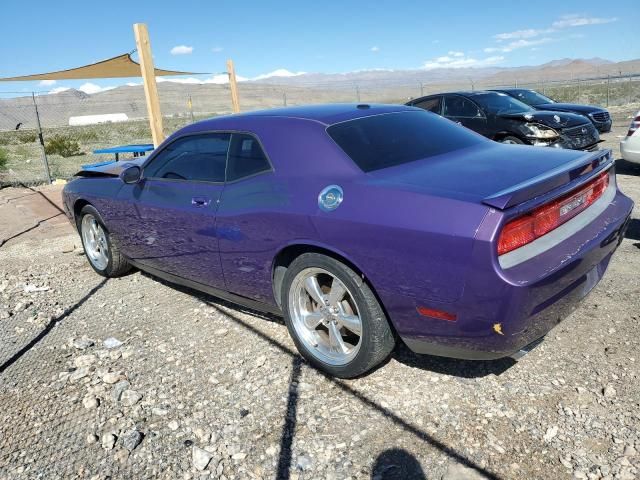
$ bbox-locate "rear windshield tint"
[327,111,483,172]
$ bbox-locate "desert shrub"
[74,129,99,143]
[45,134,82,157]
[16,131,37,144]
[0,147,8,170]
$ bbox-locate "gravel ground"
[0,112,639,480]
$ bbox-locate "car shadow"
[392,342,515,378]
[615,159,640,176]
[625,218,640,241]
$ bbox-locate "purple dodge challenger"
[62,104,634,378]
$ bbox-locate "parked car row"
[407,90,604,152]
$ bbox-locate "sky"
[0,0,637,95]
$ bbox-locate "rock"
[442,463,489,480]
[194,428,211,443]
[543,426,558,442]
[254,355,266,368]
[86,434,99,444]
[74,354,96,368]
[214,328,228,337]
[167,420,179,431]
[82,395,100,409]
[295,455,312,471]
[623,445,637,456]
[208,376,220,385]
[0,309,10,320]
[101,432,117,450]
[151,407,168,416]
[114,448,129,463]
[69,367,90,383]
[231,452,247,461]
[120,429,143,451]
[72,337,95,350]
[104,337,123,349]
[192,446,214,471]
[111,380,131,402]
[120,390,143,407]
[603,385,616,398]
[102,372,123,384]
[266,445,277,456]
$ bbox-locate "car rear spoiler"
[482,149,614,210]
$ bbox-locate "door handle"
[191,196,211,207]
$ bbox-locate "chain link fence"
[1,72,639,185]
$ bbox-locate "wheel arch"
[72,198,93,230]
[271,242,397,336]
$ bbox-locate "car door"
[115,133,230,288]
[215,133,281,302]
[442,95,489,137]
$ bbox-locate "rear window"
[327,111,483,172]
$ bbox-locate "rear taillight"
[627,112,640,137]
[498,170,610,256]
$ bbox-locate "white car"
[620,110,640,163]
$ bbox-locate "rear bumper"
[394,184,634,360]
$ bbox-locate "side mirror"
[120,165,142,184]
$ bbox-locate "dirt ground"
[0,114,638,480]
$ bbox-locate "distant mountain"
[1,57,638,130]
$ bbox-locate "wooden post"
[227,59,240,113]
[133,23,165,147]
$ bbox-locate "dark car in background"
[407,91,601,151]
[491,88,612,133]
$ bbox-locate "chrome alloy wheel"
[501,138,519,144]
[289,267,363,366]
[81,214,109,271]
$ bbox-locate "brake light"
[498,170,610,255]
[627,112,640,137]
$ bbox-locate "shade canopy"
[0,53,207,81]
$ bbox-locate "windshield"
[507,89,555,106]
[327,110,484,172]
[472,92,534,115]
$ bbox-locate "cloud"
[39,79,56,86]
[170,45,193,55]
[211,46,223,53]
[494,28,551,41]
[251,69,306,80]
[78,82,116,94]
[551,14,617,29]
[370,46,380,52]
[423,53,503,70]
[448,51,465,57]
[492,14,618,46]
[485,37,553,53]
[48,87,70,95]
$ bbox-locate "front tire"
[500,135,524,145]
[282,253,395,378]
[78,205,131,278]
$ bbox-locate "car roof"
[193,103,419,128]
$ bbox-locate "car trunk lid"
[365,143,613,210]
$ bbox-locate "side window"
[443,96,483,118]
[144,133,230,182]
[226,133,271,182]
[415,97,441,114]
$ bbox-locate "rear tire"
[500,135,524,145]
[282,253,395,378]
[78,205,131,278]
